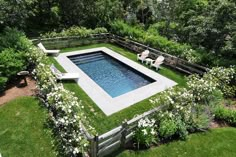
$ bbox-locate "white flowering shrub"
[181,48,201,63]
[33,63,57,95]
[133,117,157,149]
[151,86,214,140]
[27,44,94,156]
[26,46,48,65]
[47,85,91,155]
[187,74,218,104]
[205,66,236,97]
[150,67,235,141]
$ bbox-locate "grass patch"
[114,127,236,157]
[49,43,187,134]
[0,97,56,157]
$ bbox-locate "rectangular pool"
[55,47,177,115]
[68,51,155,98]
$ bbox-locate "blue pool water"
[68,51,155,98]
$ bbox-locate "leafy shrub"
[0,48,27,79]
[110,20,202,63]
[41,26,108,38]
[158,116,177,139]
[204,66,236,98]
[147,22,179,40]
[0,27,32,52]
[214,106,236,126]
[157,112,188,140]
[134,117,158,149]
[0,77,8,93]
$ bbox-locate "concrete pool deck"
[55,47,177,116]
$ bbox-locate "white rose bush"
[27,45,94,156]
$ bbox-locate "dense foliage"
[0,28,31,91]
[214,106,236,126]
[0,76,7,93]
[1,0,234,66]
[110,20,201,63]
[142,66,236,143]
[41,26,107,38]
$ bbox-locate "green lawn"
[49,43,187,134]
[0,97,56,157]
[114,127,236,157]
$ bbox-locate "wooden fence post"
[121,121,128,148]
[90,135,98,157]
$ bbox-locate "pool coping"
[55,47,177,116]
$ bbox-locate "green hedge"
[0,77,8,93]
[110,20,202,63]
[40,26,108,38]
[214,106,236,126]
[0,27,32,92]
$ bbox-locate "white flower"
[142,129,148,135]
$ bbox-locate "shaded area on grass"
[49,43,187,134]
[0,96,56,157]
[113,127,236,157]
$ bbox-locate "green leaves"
[41,26,108,38]
[0,48,27,79]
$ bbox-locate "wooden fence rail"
[107,34,209,75]
[87,105,164,157]
[32,33,209,75]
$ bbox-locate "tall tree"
[0,0,36,31]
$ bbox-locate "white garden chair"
[137,50,150,63]
[150,56,165,71]
[50,64,79,80]
[37,42,60,55]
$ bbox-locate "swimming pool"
[68,51,155,98]
[55,47,177,115]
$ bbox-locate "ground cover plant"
[0,96,56,157]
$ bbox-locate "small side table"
[145,58,153,65]
[17,71,29,86]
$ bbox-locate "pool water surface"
[68,51,155,97]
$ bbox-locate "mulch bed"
[0,76,37,106]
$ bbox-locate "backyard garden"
[0,0,236,157]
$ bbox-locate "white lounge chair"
[150,56,165,71]
[37,42,60,55]
[50,64,79,80]
[137,50,150,63]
